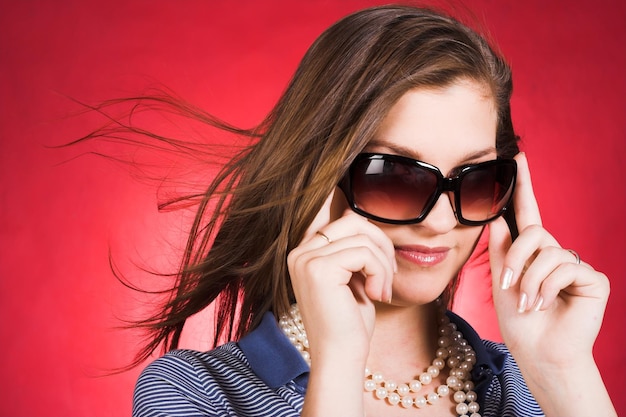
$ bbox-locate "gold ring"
[566,249,581,265]
[316,231,332,244]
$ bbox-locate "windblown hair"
[107,5,519,368]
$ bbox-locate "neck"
[367,301,440,378]
[280,301,480,416]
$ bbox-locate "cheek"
[458,226,486,260]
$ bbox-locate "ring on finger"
[566,249,581,265]
[316,231,332,244]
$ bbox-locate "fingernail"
[533,296,544,312]
[517,292,528,313]
[501,268,513,290]
[386,281,393,303]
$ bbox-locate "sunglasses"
[339,153,517,226]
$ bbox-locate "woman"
[131,5,615,416]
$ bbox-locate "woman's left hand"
[488,152,615,416]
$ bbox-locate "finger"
[319,210,397,274]
[515,246,574,312]
[488,216,514,291]
[513,152,543,231]
[310,233,395,294]
[533,263,609,312]
[500,224,559,291]
[295,245,392,303]
[302,189,336,243]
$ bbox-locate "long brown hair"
[102,5,519,369]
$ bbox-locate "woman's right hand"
[286,190,396,416]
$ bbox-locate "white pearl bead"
[437,385,450,396]
[397,383,410,396]
[419,373,432,385]
[446,376,459,389]
[426,392,439,404]
[427,365,440,377]
[375,387,388,400]
[384,380,397,392]
[409,380,422,392]
[387,392,400,405]
[373,372,384,384]
[436,347,449,358]
[433,358,445,369]
[364,379,376,392]
[468,401,480,413]
[401,396,413,408]
[438,336,451,347]
[456,402,469,415]
[466,391,477,402]
[414,396,427,408]
[453,390,467,403]
[470,413,481,417]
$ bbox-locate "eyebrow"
[365,139,497,165]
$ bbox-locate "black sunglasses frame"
[339,153,517,226]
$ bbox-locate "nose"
[416,192,458,234]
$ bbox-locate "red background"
[1,0,624,415]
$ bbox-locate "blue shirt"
[133,311,543,416]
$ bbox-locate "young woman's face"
[363,79,498,306]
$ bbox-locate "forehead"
[370,80,497,171]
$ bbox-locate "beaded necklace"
[278,302,482,417]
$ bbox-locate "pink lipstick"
[395,245,449,267]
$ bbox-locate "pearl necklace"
[279,302,482,417]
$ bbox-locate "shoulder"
[139,344,250,381]
[132,344,254,417]
[132,343,304,417]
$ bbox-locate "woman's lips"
[395,245,450,267]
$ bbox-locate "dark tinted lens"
[458,162,515,222]
[351,157,439,221]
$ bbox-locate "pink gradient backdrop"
[1,0,624,415]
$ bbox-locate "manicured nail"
[533,296,544,312]
[517,292,528,313]
[501,268,513,290]
[385,282,393,303]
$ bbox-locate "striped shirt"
[133,311,544,416]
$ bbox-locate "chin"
[389,274,452,306]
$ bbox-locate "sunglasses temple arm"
[503,207,519,241]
